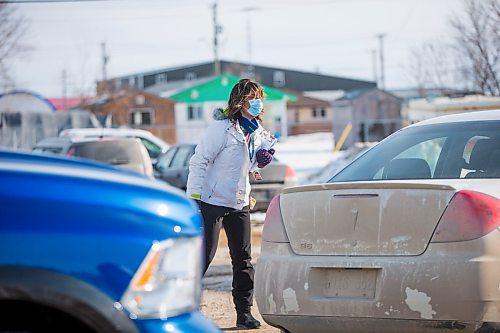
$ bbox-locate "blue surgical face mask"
[247,99,263,117]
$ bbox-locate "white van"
[60,128,169,163]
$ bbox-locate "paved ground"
[200,223,280,332]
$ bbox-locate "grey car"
[33,136,153,177]
[154,143,297,211]
[256,109,500,333]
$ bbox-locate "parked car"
[59,128,170,163]
[33,136,154,177]
[153,143,297,211]
[256,110,500,333]
[0,150,220,332]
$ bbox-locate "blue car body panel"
[0,151,219,332]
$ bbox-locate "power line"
[2,0,117,3]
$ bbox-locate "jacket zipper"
[208,175,221,199]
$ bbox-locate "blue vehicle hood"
[0,150,202,299]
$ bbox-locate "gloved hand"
[256,148,275,168]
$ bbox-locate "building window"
[312,107,327,118]
[155,73,167,84]
[185,72,197,81]
[273,71,285,87]
[129,108,154,126]
[135,94,145,105]
[187,105,203,120]
[128,76,136,87]
[137,75,144,89]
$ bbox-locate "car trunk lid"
[280,182,456,256]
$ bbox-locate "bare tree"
[408,40,455,94]
[407,45,429,95]
[451,0,500,96]
[0,3,29,90]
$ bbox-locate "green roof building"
[169,74,296,103]
[169,74,296,143]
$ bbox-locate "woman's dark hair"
[227,79,265,122]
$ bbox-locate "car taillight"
[431,190,500,243]
[284,165,297,185]
[145,162,154,178]
[262,195,289,243]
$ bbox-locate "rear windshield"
[72,140,143,165]
[32,147,64,154]
[330,120,500,182]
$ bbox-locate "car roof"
[61,127,154,136]
[36,136,140,146]
[168,143,197,148]
[411,109,500,127]
[59,128,170,150]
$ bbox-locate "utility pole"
[371,49,378,87]
[242,7,258,77]
[61,69,67,110]
[101,42,109,81]
[376,34,386,89]
[212,2,222,76]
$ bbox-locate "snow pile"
[273,132,344,185]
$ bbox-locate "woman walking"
[187,78,276,329]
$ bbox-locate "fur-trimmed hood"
[212,108,228,120]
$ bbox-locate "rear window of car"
[72,140,144,165]
[32,147,64,154]
[330,120,500,182]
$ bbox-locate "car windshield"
[329,120,500,182]
[73,140,143,165]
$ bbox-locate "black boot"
[236,311,261,329]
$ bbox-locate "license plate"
[309,268,379,299]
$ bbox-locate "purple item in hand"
[256,149,274,168]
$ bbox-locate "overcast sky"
[7,0,462,97]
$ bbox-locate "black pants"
[200,201,254,313]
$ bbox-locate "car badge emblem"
[351,209,359,230]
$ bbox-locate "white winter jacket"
[187,110,274,210]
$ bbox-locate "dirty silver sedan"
[256,110,500,333]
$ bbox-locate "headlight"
[121,236,202,319]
